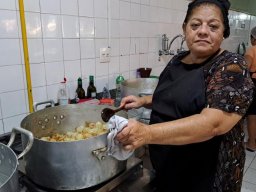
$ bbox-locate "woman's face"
[183,4,225,57]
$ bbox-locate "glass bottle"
[87,75,97,99]
[115,74,125,107]
[76,77,85,99]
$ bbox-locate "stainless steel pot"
[121,78,158,97]
[0,127,34,192]
[121,78,158,123]
[21,103,128,190]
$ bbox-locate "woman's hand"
[116,119,151,151]
[120,95,145,110]
[120,95,152,110]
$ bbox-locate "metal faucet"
[159,34,185,56]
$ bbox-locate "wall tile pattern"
[0,0,254,134]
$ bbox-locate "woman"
[244,26,256,152]
[116,0,254,191]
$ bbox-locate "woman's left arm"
[147,107,241,145]
[117,108,241,150]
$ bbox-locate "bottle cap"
[77,77,82,86]
[116,74,124,84]
[89,75,94,82]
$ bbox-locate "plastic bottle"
[57,78,69,105]
[76,77,85,99]
[87,75,97,99]
[115,74,125,107]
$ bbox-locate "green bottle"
[115,74,125,107]
[87,75,97,99]
[76,77,85,99]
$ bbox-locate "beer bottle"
[76,77,85,99]
[87,75,97,99]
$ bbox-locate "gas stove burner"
[19,172,123,192]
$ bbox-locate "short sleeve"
[206,54,254,115]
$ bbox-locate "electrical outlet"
[100,47,111,63]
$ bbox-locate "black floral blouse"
[205,51,254,191]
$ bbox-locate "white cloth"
[107,115,134,161]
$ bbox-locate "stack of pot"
[121,78,158,124]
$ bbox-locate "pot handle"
[33,100,55,112]
[7,127,34,160]
[92,147,107,161]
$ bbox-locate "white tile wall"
[0,120,4,135]
[28,39,44,63]
[0,101,2,120]
[80,39,95,59]
[61,0,78,16]
[80,17,95,38]
[0,0,254,134]
[62,15,79,38]
[32,86,48,103]
[64,60,81,82]
[63,39,80,60]
[0,65,24,93]
[95,18,108,38]
[45,61,65,85]
[111,0,120,19]
[3,114,26,133]
[0,90,27,118]
[41,14,62,38]
[94,0,108,18]
[78,0,94,17]
[25,12,42,38]
[43,39,63,62]
[0,10,19,38]
[110,39,120,56]
[23,0,40,12]
[0,39,21,66]
[40,0,61,14]
[0,0,16,10]
[30,63,46,87]
[81,58,96,79]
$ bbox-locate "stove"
[0,133,156,192]
[18,157,156,192]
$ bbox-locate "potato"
[40,121,107,142]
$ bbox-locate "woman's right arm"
[244,51,253,69]
[120,95,153,110]
[245,48,256,79]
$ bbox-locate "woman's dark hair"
[183,0,231,39]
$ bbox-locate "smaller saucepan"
[0,127,34,192]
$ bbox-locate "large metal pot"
[21,103,128,190]
[121,78,158,123]
[0,127,33,192]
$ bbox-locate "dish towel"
[107,115,134,161]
